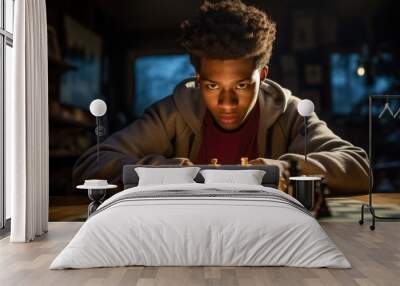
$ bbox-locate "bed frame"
[122,164,280,190]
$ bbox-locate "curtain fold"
[8,0,49,242]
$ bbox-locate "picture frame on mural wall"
[60,15,103,110]
[280,54,299,93]
[292,12,315,51]
[47,25,62,61]
[320,15,337,45]
[305,64,323,85]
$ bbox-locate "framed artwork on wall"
[60,16,103,110]
[47,25,61,61]
[305,64,323,85]
[292,11,315,51]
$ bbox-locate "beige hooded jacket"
[73,78,370,194]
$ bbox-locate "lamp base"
[87,189,106,216]
[289,176,321,210]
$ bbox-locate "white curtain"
[7,0,49,242]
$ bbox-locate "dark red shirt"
[195,100,260,165]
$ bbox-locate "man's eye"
[236,83,249,90]
[207,84,219,90]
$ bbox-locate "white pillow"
[135,167,201,186]
[200,169,266,185]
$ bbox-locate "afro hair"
[179,0,277,71]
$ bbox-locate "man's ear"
[260,66,269,81]
[195,73,200,88]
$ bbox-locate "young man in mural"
[73,0,369,194]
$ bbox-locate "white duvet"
[50,183,351,269]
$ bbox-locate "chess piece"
[210,158,220,166]
[241,157,249,166]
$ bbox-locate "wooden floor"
[0,222,399,286]
[351,193,400,205]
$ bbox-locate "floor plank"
[0,222,399,286]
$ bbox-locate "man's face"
[198,58,267,131]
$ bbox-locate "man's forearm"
[279,151,370,194]
[72,144,140,186]
[73,145,191,187]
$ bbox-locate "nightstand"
[77,180,117,216]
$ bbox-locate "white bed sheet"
[50,183,350,269]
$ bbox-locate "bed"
[50,165,350,269]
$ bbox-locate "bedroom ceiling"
[46,0,398,45]
[91,0,391,37]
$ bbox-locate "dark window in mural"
[60,53,102,110]
[59,16,102,111]
[133,54,195,116]
[331,52,400,194]
[330,53,397,115]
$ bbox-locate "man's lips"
[219,114,238,124]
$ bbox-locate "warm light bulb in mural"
[357,66,366,77]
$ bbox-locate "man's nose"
[218,91,239,109]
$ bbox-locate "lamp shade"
[297,99,314,117]
[89,99,107,117]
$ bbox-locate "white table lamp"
[90,99,107,117]
[297,99,314,163]
[89,99,107,164]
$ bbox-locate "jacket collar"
[172,77,206,136]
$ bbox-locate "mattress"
[50,183,351,269]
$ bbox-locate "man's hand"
[248,158,289,172]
